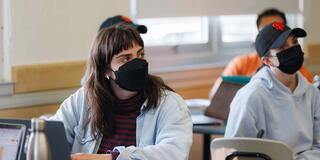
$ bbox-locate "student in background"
[209,8,313,98]
[225,22,320,159]
[51,24,192,160]
[99,15,147,33]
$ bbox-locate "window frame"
[142,15,256,71]
[0,0,4,81]
[1,0,12,82]
[141,13,302,72]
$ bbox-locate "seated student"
[50,24,192,160]
[209,8,313,98]
[225,22,320,159]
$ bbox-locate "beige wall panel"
[12,61,86,93]
[0,103,59,119]
[305,43,320,65]
[11,60,223,96]
[10,0,130,65]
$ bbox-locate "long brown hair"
[84,24,173,138]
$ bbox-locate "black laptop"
[204,76,250,121]
[0,119,70,160]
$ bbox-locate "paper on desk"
[185,99,210,115]
[185,99,210,108]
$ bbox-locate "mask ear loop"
[265,50,280,67]
[105,67,116,80]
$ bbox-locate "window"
[219,14,301,44]
[138,13,301,70]
[220,15,257,44]
[217,15,258,56]
[138,17,209,46]
[137,15,256,69]
[218,13,302,54]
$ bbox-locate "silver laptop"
[0,123,26,160]
[0,119,70,160]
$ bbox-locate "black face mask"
[276,45,304,74]
[111,58,148,91]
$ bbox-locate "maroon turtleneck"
[98,91,145,158]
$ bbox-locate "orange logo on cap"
[272,22,285,31]
[121,16,133,23]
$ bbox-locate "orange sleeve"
[209,56,246,98]
[221,56,244,76]
[299,66,314,83]
[210,53,259,98]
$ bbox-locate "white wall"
[6,0,320,65]
[304,0,320,44]
[137,0,300,18]
[9,0,130,65]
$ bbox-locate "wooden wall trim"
[157,66,224,98]
[5,61,225,118]
[305,43,320,65]
[12,61,86,93]
[11,60,224,98]
[157,67,223,88]
[0,104,59,119]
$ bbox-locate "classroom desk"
[193,123,226,160]
[188,99,226,160]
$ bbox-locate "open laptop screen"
[0,123,26,160]
[205,76,250,121]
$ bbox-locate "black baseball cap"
[255,22,307,57]
[99,15,147,34]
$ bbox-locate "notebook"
[0,123,26,160]
[186,99,223,125]
[191,114,223,125]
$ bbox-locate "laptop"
[0,119,70,160]
[204,76,249,121]
[0,123,26,160]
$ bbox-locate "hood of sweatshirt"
[251,66,310,98]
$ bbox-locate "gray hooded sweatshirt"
[225,66,320,160]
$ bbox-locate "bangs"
[107,25,144,57]
[90,24,144,71]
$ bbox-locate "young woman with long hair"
[50,24,192,160]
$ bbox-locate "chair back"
[210,137,293,160]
